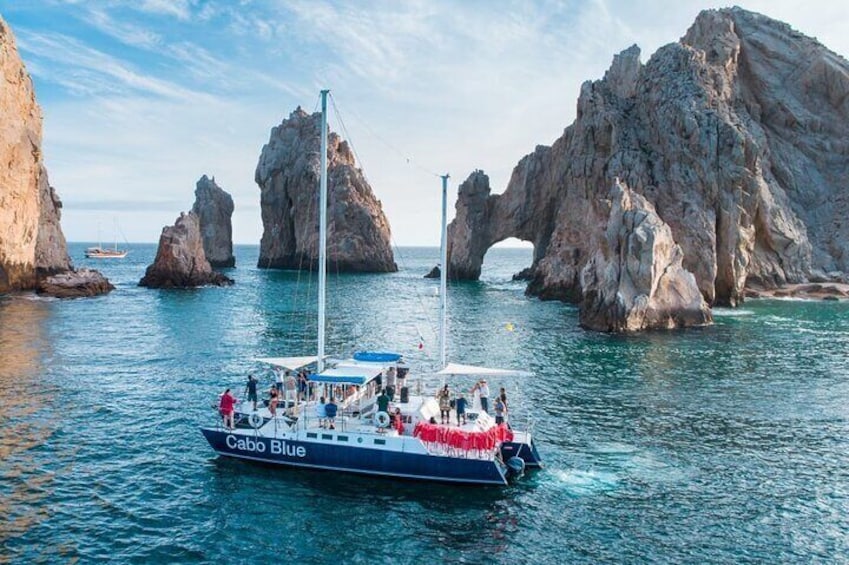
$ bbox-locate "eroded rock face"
[579,180,712,331]
[0,16,70,292]
[38,268,114,299]
[191,175,234,268]
[448,7,849,315]
[256,108,396,272]
[139,212,233,288]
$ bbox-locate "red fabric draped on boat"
[412,422,512,452]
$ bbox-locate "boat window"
[337,435,349,442]
[321,434,333,440]
[374,439,386,445]
[306,432,317,438]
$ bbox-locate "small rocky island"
[139,212,233,288]
[447,7,849,331]
[0,16,111,298]
[255,107,397,272]
[192,174,235,268]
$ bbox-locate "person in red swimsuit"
[393,408,405,435]
[219,388,237,430]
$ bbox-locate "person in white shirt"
[471,379,490,413]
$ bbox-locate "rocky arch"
[447,160,559,282]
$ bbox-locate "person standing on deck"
[499,387,509,424]
[244,375,258,411]
[386,367,397,401]
[494,396,506,425]
[377,388,390,415]
[325,397,338,430]
[472,379,490,414]
[437,384,452,425]
[219,388,237,430]
[455,393,467,426]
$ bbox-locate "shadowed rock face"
[579,180,712,331]
[191,175,235,268]
[0,16,70,292]
[139,212,233,288]
[448,7,849,315]
[255,108,396,273]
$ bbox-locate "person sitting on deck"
[437,384,451,425]
[325,397,338,430]
[316,397,327,428]
[455,393,467,426]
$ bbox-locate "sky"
[2,0,848,246]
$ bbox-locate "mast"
[318,89,329,373]
[439,174,449,370]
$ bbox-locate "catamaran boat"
[199,90,542,485]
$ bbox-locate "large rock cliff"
[191,174,235,268]
[579,179,712,331]
[448,8,849,317]
[0,16,70,292]
[256,108,397,272]
[139,212,233,288]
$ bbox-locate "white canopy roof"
[436,362,532,378]
[310,365,383,385]
[255,356,319,371]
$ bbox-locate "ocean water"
[2,243,849,563]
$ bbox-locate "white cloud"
[86,7,163,49]
[134,0,194,21]
[17,30,207,102]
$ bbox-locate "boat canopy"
[437,362,532,378]
[309,365,383,385]
[255,356,319,371]
[353,351,402,363]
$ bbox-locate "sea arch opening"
[479,237,535,284]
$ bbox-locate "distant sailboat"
[85,220,128,259]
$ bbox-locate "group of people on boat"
[435,379,509,426]
[218,368,510,436]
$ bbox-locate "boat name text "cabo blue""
[225,435,306,457]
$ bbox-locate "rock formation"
[139,212,233,288]
[37,269,114,299]
[0,16,70,291]
[256,108,397,272]
[0,15,111,298]
[191,174,235,268]
[579,179,712,331]
[448,8,849,326]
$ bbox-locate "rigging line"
[328,94,370,186]
[328,92,441,179]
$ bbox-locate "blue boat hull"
[500,439,543,468]
[201,428,509,485]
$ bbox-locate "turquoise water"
[2,243,849,563]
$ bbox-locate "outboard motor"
[507,456,526,477]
